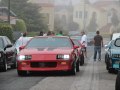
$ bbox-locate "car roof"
[33,36,70,38]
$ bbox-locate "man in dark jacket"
[93,31,103,61]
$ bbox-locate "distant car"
[105,37,120,73]
[72,39,84,65]
[0,36,17,71]
[17,36,80,76]
[14,37,32,54]
[70,35,82,43]
[87,32,96,45]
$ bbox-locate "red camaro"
[17,36,80,76]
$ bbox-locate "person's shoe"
[94,59,96,61]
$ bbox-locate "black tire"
[76,60,80,72]
[2,59,8,72]
[11,53,17,69]
[17,70,27,76]
[108,68,115,73]
[70,62,76,75]
[80,54,84,66]
[11,63,16,69]
[115,71,120,90]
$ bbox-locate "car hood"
[19,47,73,55]
[111,49,120,54]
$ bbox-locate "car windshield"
[114,38,120,47]
[26,37,72,48]
[0,38,4,49]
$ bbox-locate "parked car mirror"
[19,46,25,51]
[4,44,13,50]
[74,45,79,49]
[104,45,108,48]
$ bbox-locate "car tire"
[11,62,16,69]
[17,70,27,76]
[115,71,120,90]
[76,60,80,72]
[80,54,84,66]
[70,62,76,75]
[2,59,8,72]
[11,53,17,69]
[108,68,115,73]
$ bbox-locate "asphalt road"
[0,46,117,90]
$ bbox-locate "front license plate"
[113,64,119,68]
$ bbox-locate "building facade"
[29,0,54,31]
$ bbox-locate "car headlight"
[57,54,70,60]
[17,55,32,61]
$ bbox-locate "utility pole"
[8,0,10,24]
[83,0,86,31]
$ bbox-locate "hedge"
[0,23,13,41]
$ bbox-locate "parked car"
[87,32,96,45]
[70,35,82,43]
[14,37,32,54]
[17,36,80,76]
[71,39,84,65]
[105,37,120,73]
[0,36,17,71]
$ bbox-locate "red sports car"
[17,36,80,76]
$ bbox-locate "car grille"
[30,62,57,68]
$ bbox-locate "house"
[29,0,54,31]
[0,7,17,24]
[73,0,120,33]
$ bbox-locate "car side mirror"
[104,45,108,48]
[4,44,13,50]
[74,45,79,49]
[19,46,25,51]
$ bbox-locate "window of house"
[79,11,82,18]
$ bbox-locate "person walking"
[93,31,103,61]
[81,31,87,58]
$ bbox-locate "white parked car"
[14,37,32,54]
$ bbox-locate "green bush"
[0,23,13,41]
[14,19,27,32]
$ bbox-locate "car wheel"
[80,54,84,66]
[76,60,80,72]
[11,62,16,69]
[70,62,76,75]
[115,71,120,90]
[108,68,115,73]
[11,53,17,69]
[17,70,27,76]
[2,57,8,72]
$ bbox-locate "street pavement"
[0,46,117,90]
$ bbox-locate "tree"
[87,12,98,32]
[1,0,48,32]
